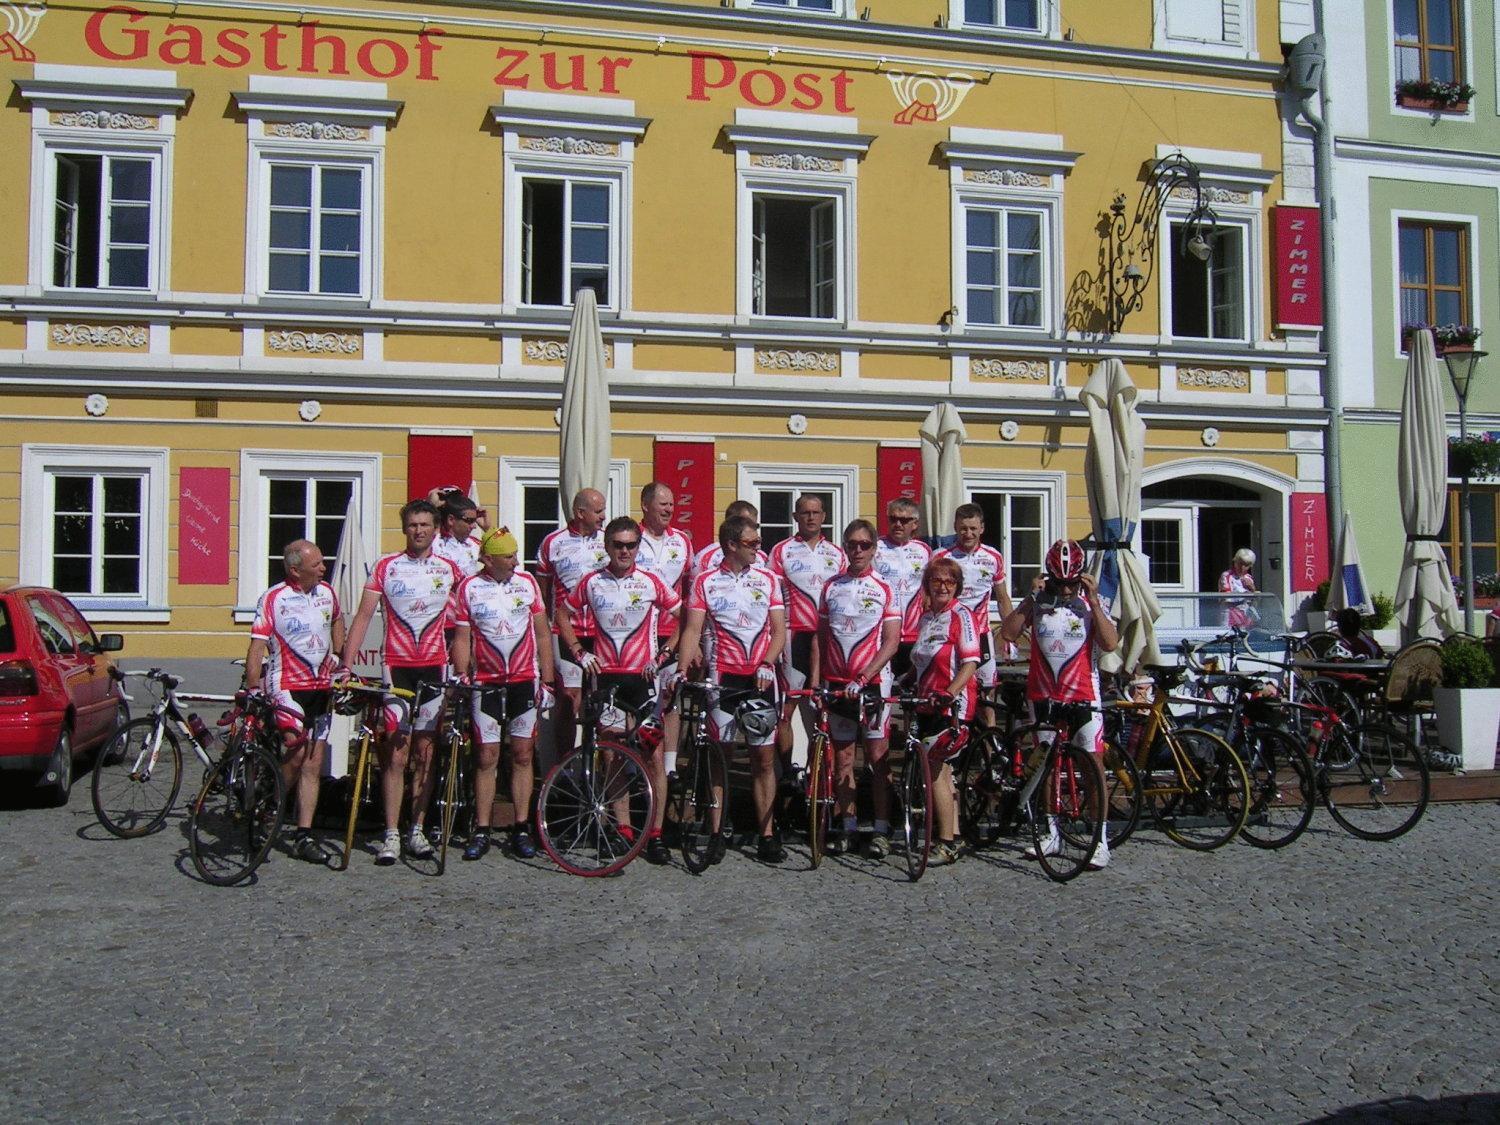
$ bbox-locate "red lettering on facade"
[493,46,530,88]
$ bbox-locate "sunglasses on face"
[738,539,762,549]
[890,516,918,524]
[609,540,640,551]
[845,540,875,551]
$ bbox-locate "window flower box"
[1396,80,1476,113]
[1402,322,1481,356]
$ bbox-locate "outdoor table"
[1293,660,1391,675]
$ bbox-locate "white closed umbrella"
[1081,359,1162,674]
[1326,511,1373,617]
[332,491,381,677]
[919,402,967,541]
[558,289,611,511]
[1394,328,1461,642]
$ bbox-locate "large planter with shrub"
[1434,638,1500,771]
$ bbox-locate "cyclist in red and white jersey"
[451,526,555,862]
[1000,538,1118,870]
[907,556,981,866]
[430,489,485,578]
[768,494,846,773]
[688,499,764,577]
[341,499,463,866]
[872,497,931,679]
[559,515,682,865]
[246,539,345,863]
[636,482,693,787]
[811,519,900,859]
[537,487,608,756]
[678,515,787,863]
[932,502,1013,689]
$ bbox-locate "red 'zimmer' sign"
[1289,492,1328,593]
[1274,206,1323,329]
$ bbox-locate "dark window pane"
[102,556,140,595]
[103,476,140,513]
[321,213,360,253]
[268,253,310,292]
[1009,212,1041,249]
[1431,229,1462,286]
[107,247,149,289]
[1009,252,1041,288]
[1435,292,1463,324]
[968,289,996,324]
[269,479,306,516]
[1394,0,1420,38]
[54,476,91,512]
[1429,53,1457,83]
[53,556,90,594]
[571,226,608,266]
[1427,0,1454,45]
[54,514,91,554]
[103,515,139,555]
[110,159,151,201]
[1470,490,1496,541]
[270,211,311,250]
[1009,292,1040,326]
[270,166,311,207]
[111,204,149,245]
[965,0,996,21]
[523,180,565,305]
[316,479,353,517]
[572,184,609,225]
[321,168,361,210]
[1004,0,1038,26]
[319,255,360,295]
[967,210,999,247]
[967,249,998,287]
[1399,225,1427,284]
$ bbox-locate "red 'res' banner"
[179,467,231,585]
[1289,492,1328,592]
[407,434,473,502]
[1274,206,1323,329]
[654,441,715,549]
[877,445,923,535]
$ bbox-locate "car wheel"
[41,727,73,807]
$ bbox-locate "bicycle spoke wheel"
[91,718,183,838]
[189,742,286,886]
[676,739,726,875]
[1237,725,1315,849]
[538,741,656,876]
[807,733,832,869]
[900,743,932,882]
[435,734,465,876]
[1322,722,1429,841]
[1032,745,1102,883]
[957,732,1006,850]
[1157,728,1249,851]
[1101,739,1141,849]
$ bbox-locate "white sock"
[663,750,678,775]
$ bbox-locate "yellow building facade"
[0,0,1321,658]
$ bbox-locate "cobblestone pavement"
[2,782,1497,1123]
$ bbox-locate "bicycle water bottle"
[186,712,214,749]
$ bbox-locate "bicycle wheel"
[1031,744,1102,883]
[1237,725,1315,849]
[538,740,656,876]
[676,738,726,875]
[1322,722,1430,841]
[336,732,374,872]
[434,732,465,875]
[189,741,286,886]
[900,741,932,881]
[957,731,1007,849]
[91,717,183,838]
[1154,727,1249,851]
[1101,738,1142,848]
[807,733,832,869]
[1293,676,1362,738]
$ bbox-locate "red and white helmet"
[1044,539,1087,581]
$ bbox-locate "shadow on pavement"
[1307,1092,1500,1122]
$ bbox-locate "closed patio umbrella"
[919,402,967,541]
[1394,328,1460,642]
[331,491,380,675]
[558,289,612,511]
[1326,511,1373,617]
[1080,358,1161,674]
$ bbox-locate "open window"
[752,194,838,319]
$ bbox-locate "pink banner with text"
[179,467,231,585]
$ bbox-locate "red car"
[0,587,126,805]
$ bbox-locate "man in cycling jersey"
[430,490,485,578]
[689,499,764,577]
[635,482,692,792]
[999,538,1118,870]
[451,526,555,861]
[537,488,608,756]
[873,497,931,680]
[932,502,1013,691]
[677,514,787,863]
[341,499,464,866]
[811,518,900,858]
[246,539,344,863]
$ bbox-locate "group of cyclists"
[245,479,1119,873]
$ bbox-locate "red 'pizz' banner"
[654,441,715,550]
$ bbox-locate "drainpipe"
[1288,30,1341,567]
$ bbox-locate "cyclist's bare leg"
[645,744,668,831]
[508,735,536,828]
[405,731,436,829]
[832,737,857,822]
[751,742,778,837]
[556,687,581,755]
[866,737,890,828]
[709,741,731,835]
[378,731,410,832]
[933,761,957,839]
[474,739,501,830]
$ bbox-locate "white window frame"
[949,0,1052,35]
[510,165,626,312]
[256,158,373,300]
[20,444,170,621]
[235,450,381,618]
[736,463,859,542]
[962,470,1065,603]
[1391,208,1480,359]
[1152,0,1256,58]
[18,67,187,296]
[955,195,1057,332]
[735,0,856,17]
[745,184,848,321]
[496,456,633,566]
[1162,215,1254,343]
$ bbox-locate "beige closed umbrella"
[1081,359,1161,674]
[1326,511,1373,617]
[1394,328,1461,642]
[558,289,611,511]
[919,402,967,541]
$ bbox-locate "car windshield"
[0,602,13,654]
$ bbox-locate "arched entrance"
[1137,459,1294,634]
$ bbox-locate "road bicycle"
[92,668,237,838]
[955,690,1106,883]
[537,677,657,876]
[1099,664,1250,851]
[187,690,303,886]
[426,678,492,875]
[332,677,415,871]
[668,680,741,875]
